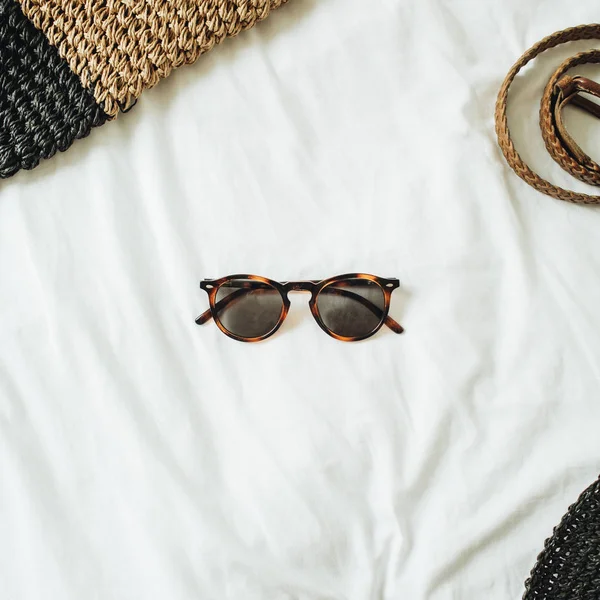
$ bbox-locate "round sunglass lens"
[316,278,385,338]
[215,279,284,339]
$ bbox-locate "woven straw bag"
[0,0,288,178]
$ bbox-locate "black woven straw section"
[0,0,108,179]
[523,475,600,600]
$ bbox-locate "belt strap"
[495,24,600,205]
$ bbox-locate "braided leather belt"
[496,24,600,205]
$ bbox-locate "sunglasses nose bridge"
[283,281,317,293]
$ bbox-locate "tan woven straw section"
[18,0,288,117]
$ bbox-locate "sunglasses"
[196,273,404,342]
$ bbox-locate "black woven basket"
[0,0,107,179]
[523,475,600,600]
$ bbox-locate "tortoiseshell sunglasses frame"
[196,273,403,342]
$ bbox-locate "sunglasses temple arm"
[320,288,404,334]
[195,308,213,325]
[195,288,249,325]
[384,314,404,334]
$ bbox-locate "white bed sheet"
[2,0,600,598]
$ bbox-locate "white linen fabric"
[2,0,600,598]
